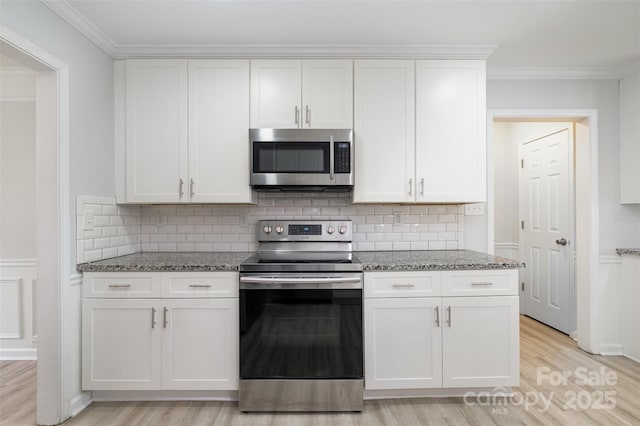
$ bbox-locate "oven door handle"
[240,275,362,289]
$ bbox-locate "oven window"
[253,142,329,174]
[240,289,363,379]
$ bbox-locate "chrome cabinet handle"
[556,238,568,246]
[240,276,362,285]
[163,307,168,328]
[190,178,195,197]
[420,178,425,196]
[471,282,494,286]
[189,284,212,288]
[305,105,310,125]
[435,306,440,327]
[408,178,413,196]
[392,283,415,288]
[108,284,131,288]
[295,105,299,126]
[179,178,184,197]
[446,306,452,327]
[151,307,157,329]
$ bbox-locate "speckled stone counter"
[617,248,640,256]
[77,252,253,272]
[355,250,524,271]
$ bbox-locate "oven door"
[239,273,363,380]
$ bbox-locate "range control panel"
[257,220,352,242]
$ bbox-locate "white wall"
[486,79,640,255]
[0,74,36,259]
[0,1,114,421]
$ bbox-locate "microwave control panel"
[334,142,351,174]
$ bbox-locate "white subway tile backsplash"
[77,192,465,263]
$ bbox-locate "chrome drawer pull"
[471,282,494,286]
[446,306,452,327]
[163,307,168,328]
[435,306,440,327]
[189,284,212,288]
[392,283,415,288]
[108,284,131,288]
[151,307,157,329]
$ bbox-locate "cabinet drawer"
[364,271,441,298]
[83,273,161,298]
[162,272,238,298]
[442,269,518,296]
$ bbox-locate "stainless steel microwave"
[249,129,354,191]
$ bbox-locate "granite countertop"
[77,250,525,273]
[354,250,525,271]
[616,248,640,256]
[76,252,253,272]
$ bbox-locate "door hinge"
[521,159,524,168]
[521,220,524,230]
[521,282,525,291]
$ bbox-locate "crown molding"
[113,44,498,60]
[620,60,640,79]
[487,66,630,80]
[40,0,117,56]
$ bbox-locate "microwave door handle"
[329,135,335,180]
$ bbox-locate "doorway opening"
[487,110,599,354]
[1,26,71,425]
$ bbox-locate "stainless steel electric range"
[239,220,363,412]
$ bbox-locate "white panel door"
[162,299,239,390]
[442,296,519,388]
[364,297,442,389]
[82,299,161,390]
[126,59,188,202]
[188,60,253,203]
[250,60,301,128]
[415,60,486,203]
[302,60,353,128]
[353,60,415,203]
[520,129,572,334]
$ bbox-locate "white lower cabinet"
[82,272,238,391]
[364,270,519,391]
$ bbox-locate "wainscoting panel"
[0,260,37,360]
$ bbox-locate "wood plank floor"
[1,316,639,425]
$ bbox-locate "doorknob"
[555,238,568,246]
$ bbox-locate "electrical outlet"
[83,211,94,230]
[393,213,402,224]
[464,203,485,216]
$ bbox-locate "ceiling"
[50,0,640,76]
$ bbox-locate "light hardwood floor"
[1,316,639,425]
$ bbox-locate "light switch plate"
[464,203,485,216]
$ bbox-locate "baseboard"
[0,347,37,360]
[623,353,640,363]
[69,392,92,417]
[91,390,238,401]
[599,344,624,356]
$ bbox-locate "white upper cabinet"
[354,60,486,204]
[353,60,416,203]
[125,59,188,203]
[620,71,640,203]
[250,60,353,129]
[118,59,253,204]
[188,60,252,203]
[416,60,486,203]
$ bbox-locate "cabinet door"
[250,60,301,128]
[302,60,353,129]
[415,60,486,203]
[365,297,442,389]
[126,59,188,202]
[353,60,415,203]
[82,299,161,390]
[188,60,253,203]
[442,296,519,388]
[162,299,239,390]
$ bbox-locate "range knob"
[338,225,348,234]
[275,225,284,234]
[327,225,335,235]
[262,225,272,234]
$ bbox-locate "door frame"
[517,125,576,334]
[487,109,599,354]
[1,25,70,424]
